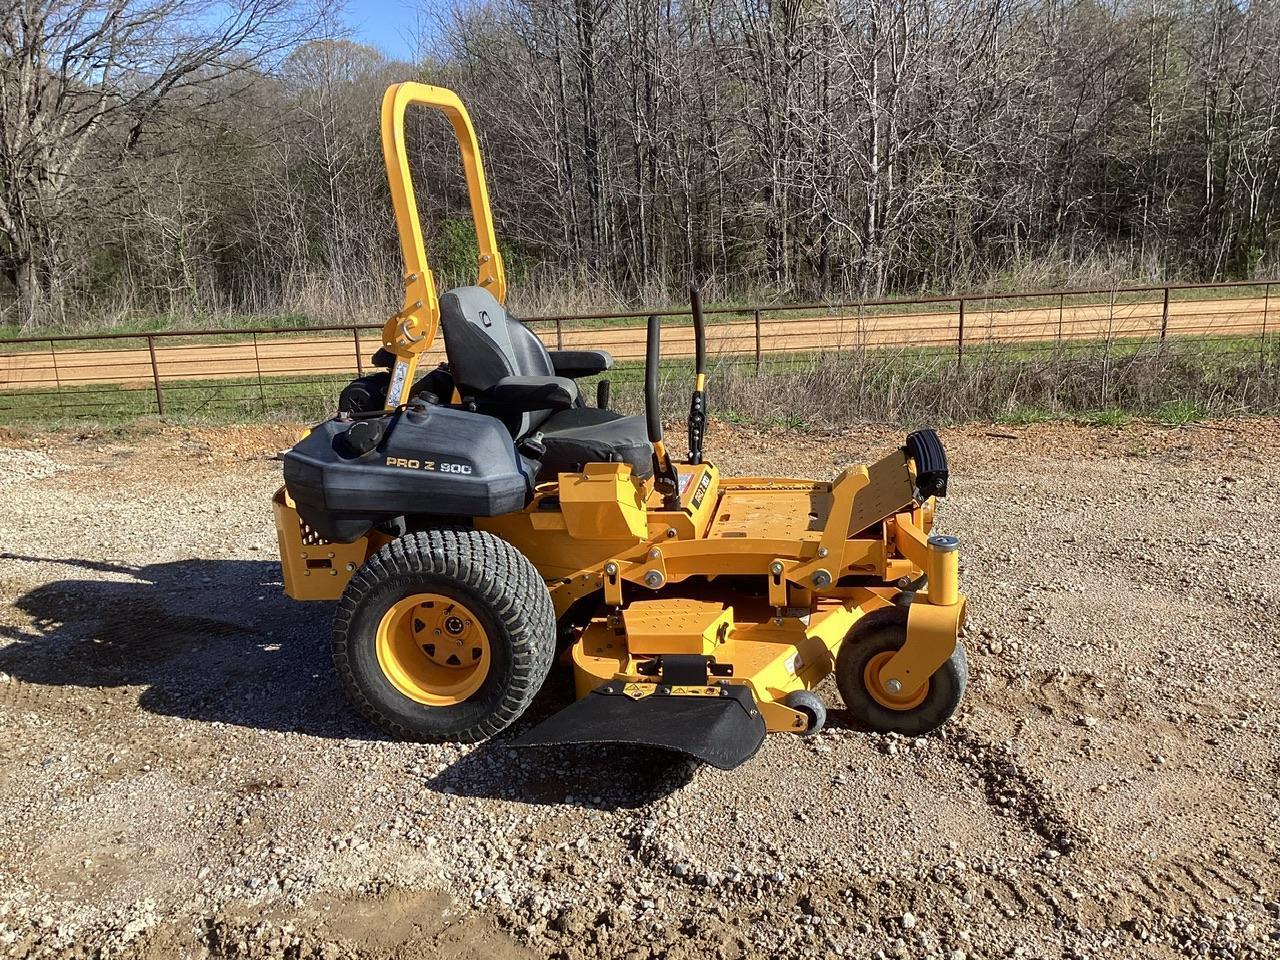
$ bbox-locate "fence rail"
[0,280,1274,422]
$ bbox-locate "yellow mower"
[271,83,969,768]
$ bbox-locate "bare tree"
[0,0,327,327]
[3,0,1279,329]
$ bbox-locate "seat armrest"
[548,349,613,379]
[486,375,578,412]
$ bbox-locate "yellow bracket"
[878,598,966,698]
[892,513,960,605]
[379,83,507,408]
[767,558,793,608]
[273,487,375,600]
[622,546,669,592]
[600,539,674,607]
[878,513,965,697]
[789,466,869,591]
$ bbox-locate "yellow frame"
[379,83,506,408]
[273,448,967,728]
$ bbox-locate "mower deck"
[709,482,827,539]
[566,593,893,728]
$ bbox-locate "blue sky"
[343,0,423,60]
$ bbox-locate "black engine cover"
[283,405,532,542]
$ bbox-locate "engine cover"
[283,404,532,542]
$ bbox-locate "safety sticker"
[388,360,409,404]
[622,682,653,700]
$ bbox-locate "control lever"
[687,284,708,465]
[644,315,681,509]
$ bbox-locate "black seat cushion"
[440,287,577,438]
[536,408,653,482]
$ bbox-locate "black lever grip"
[687,285,708,465]
[645,315,664,447]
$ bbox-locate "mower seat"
[440,287,653,482]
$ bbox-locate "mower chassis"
[269,81,969,766]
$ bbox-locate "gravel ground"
[0,417,1277,960]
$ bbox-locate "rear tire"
[332,529,556,742]
[836,622,967,736]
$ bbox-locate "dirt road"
[1,295,1272,391]
[0,419,1277,959]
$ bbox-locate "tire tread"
[331,528,555,742]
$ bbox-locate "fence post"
[252,332,267,411]
[146,335,165,416]
[956,298,965,368]
[555,317,564,350]
[48,339,62,414]
[1159,285,1170,343]
[753,309,762,371]
[353,327,364,376]
[1263,282,1271,368]
[48,339,62,389]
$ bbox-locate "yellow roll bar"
[379,83,506,408]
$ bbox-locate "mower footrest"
[511,682,766,770]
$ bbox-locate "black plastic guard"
[904,428,948,498]
[511,683,767,770]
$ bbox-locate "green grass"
[998,407,1058,426]
[1153,399,1209,425]
[1077,408,1133,428]
[0,373,350,425]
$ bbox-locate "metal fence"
[0,280,1273,422]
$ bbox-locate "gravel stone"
[0,419,1277,960]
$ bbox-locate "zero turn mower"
[271,83,969,768]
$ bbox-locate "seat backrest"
[439,287,561,437]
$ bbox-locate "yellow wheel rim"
[864,650,929,711]
[375,593,491,706]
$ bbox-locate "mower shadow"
[0,552,697,808]
[429,673,698,809]
[0,552,372,740]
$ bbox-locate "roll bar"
[379,83,506,408]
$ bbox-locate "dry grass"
[12,247,1275,339]
[626,335,1280,430]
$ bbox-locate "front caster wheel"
[782,690,827,737]
[836,622,967,736]
[332,529,556,742]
